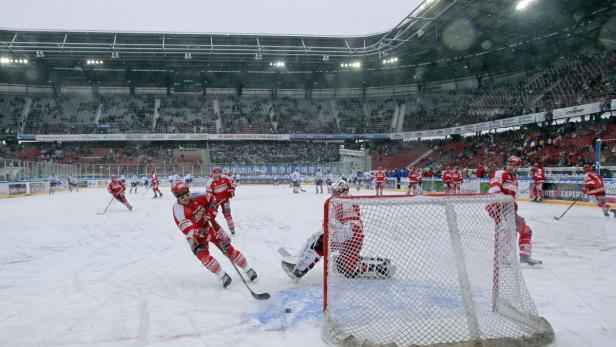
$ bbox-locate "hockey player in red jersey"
[208,167,237,235]
[442,168,453,194]
[151,169,163,199]
[280,180,395,281]
[374,167,386,196]
[488,155,542,266]
[171,180,257,288]
[450,167,463,195]
[582,164,616,218]
[407,167,422,195]
[107,175,132,211]
[530,163,545,202]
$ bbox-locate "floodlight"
[271,61,285,68]
[516,0,534,11]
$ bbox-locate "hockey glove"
[581,188,588,194]
[228,190,235,198]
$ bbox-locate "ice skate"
[245,268,257,282]
[220,272,232,288]
[520,255,543,268]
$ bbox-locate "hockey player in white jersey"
[130,174,139,193]
[280,180,395,281]
[314,168,324,194]
[68,175,78,192]
[291,169,302,193]
[363,171,373,189]
[48,174,58,194]
[183,173,192,185]
[350,171,360,191]
[325,171,334,194]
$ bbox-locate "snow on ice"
[0,185,615,346]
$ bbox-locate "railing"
[0,158,343,181]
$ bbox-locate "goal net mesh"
[322,194,554,347]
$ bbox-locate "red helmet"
[507,156,522,166]
[332,180,350,196]
[211,167,222,175]
[583,164,593,172]
[171,180,190,197]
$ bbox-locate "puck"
[284,308,292,313]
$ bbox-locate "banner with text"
[552,102,602,120]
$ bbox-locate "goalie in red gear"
[280,180,395,281]
[208,167,237,235]
[530,163,545,203]
[151,169,163,199]
[582,164,616,218]
[487,155,542,266]
[107,175,132,211]
[171,180,257,288]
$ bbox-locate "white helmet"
[331,180,350,196]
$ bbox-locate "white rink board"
[0,186,615,346]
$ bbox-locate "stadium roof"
[1,0,614,89]
[0,0,423,37]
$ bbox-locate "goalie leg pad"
[334,256,396,279]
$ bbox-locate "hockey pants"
[189,223,247,275]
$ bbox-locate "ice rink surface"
[1,185,615,347]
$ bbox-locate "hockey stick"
[554,197,581,220]
[227,257,269,300]
[209,221,270,300]
[97,197,115,215]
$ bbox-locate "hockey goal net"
[322,194,554,347]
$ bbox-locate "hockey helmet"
[211,167,222,175]
[171,180,190,197]
[507,155,522,166]
[332,180,350,196]
[582,164,593,172]
[111,174,117,180]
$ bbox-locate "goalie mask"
[331,180,350,196]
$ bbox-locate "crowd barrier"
[2,177,614,206]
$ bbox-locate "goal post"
[322,194,554,347]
